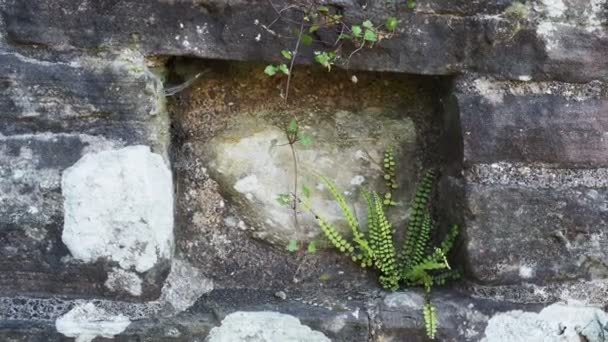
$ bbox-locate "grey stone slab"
[456,76,608,166]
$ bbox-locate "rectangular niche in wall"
[167,58,461,294]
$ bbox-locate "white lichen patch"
[473,78,505,104]
[55,302,130,342]
[207,311,330,342]
[105,268,143,296]
[159,258,213,313]
[539,0,567,18]
[62,145,173,273]
[518,265,535,279]
[482,302,608,342]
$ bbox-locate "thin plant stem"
[284,18,306,104]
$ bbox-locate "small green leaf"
[314,51,336,71]
[299,133,313,146]
[338,33,352,40]
[318,5,329,13]
[351,25,362,37]
[309,25,320,33]
[407,0,417,9]
[287,239,299,253]
[278,63,290,75]
[363,29,377,42]
[307,241,317,254]
[386,16,400,31]
[264,65,277,76]
[319,273,331,281]
[302,185,311,198]
[362,20,374,29]
[276,193,291,206]
[281,50,292,60]
[288,119,299,134]
[301,34,313,46]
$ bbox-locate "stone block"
[464,163,608,284]
[456,76,608,166]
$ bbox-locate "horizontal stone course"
[1,0,607,82]
[456,76,608,166]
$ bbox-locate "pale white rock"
[206,311,330,342]
[105,268,143,296]
[62,145,173,272]
[482,302,608,342]
[206,111,418,245]
[160,258,214,313]
[55,302,130,342]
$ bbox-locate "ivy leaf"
[287,239,299,253]
[314,51,336,71]
[276,193,291,206]
[302,185,311,198]
[317,5,330,13]
[407,0,417,9]
[299,133,313,146]
[281,50,292,60]
[301,34,313,46]
[264,65,277,76]
[386,17,400,31]
[351,25,362,37]
[362,20,374,29]
[278,63,290,75]
[307,241,317,254]
[364,29,377,42]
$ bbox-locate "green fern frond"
[398,170,435,269]
[423,301,438,339]
[317,174,373,260]
[372,192,397,276]
[439,224,459,255]
[382,149,398,205]
[314,211,355,255]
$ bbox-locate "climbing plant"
[300,165,459,339]
[261,0,414,102]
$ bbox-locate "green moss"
[504,1,530,19]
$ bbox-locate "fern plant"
[303,167,459,339]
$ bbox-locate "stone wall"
[1,0,608,341]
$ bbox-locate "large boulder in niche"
[204,110,418,246]
[62,145,173,273]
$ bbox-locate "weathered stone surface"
[482,302,608,342]
[0,47,170,299]
[170,63,442,293]
[0,48,168,148]
[55,302,131,342]
[464,163,608,284]
[205,111,417,245]
[1,0,606,82]
[159,258,214,314]
[62,145,173,273]
[207,311,331,342]
[456,76,608,166]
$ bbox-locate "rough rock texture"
[62,145,173,273]
[1,0,608,340]
[159,258,214,314]
[206,311,331,342]
[482,303,608,342]
[456,75,608,287]
[1,0,606,82]
[0,45,170,299]
[55,302,131,342]
[206,111,417,245]
[169,62,449,295]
